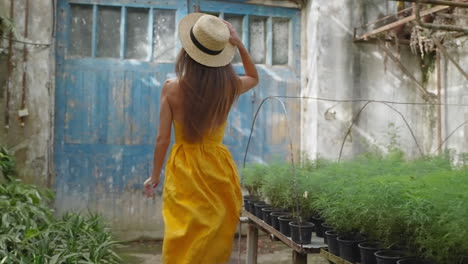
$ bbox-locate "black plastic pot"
[375,250,406,264]
[337,234,367,263]
[309,215,325,237]
[261,207,282,225]
[397,259,434,264]
[289,221,315,244]
[389,243,409,252]
[325,230,340,256]
[243,195,256,212]
[247,200,261,213]
[278,215,298,237]
[359,242,384,264]
[254,202,269,219]
[271,212,290,231]
[321,223,333,244]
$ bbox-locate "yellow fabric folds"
[162,121,242,264]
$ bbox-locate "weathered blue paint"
[55,0,301,236]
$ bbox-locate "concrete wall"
[442,44,468,157]
[301,0,468,161]
[0,0,55,187]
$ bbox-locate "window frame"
[65,0,184,63]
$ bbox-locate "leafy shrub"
[0,147,16,181]
[242,163,269,197]
[0,180,121,263]
[260,162,294,209]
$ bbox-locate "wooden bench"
[243,211,327,264]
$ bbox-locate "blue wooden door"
[55,0,300,237]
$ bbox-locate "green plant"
[0,15,14,36]
[257,151,468,263]
[0,180,121,263]
[0,147,16,181]
[242,163,269,197]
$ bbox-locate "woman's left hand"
[144,177,159,198]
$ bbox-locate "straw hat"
[178,13,235,67]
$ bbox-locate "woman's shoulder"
[162,78,180,95]
[162,78,182,109]
[163,78,179,89]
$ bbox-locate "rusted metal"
[436,49,442,155]
[377,40,437,101]
[432,37,468,80]
[436,12,468,20]
[391,0,468,9]
[52,0,56,37]
[354,37,411,45]
[415,0,468,33]
[5,0,14,129]
[360,6,414,29]
[20,0,30,126]
[244,210,325,254]
[355,5,449,41]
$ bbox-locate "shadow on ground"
[117,235,329,264]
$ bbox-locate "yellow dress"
[162,120,242,264]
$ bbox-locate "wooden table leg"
[246,223,258,264]
[292,250,307,264]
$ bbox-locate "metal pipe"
[378,39,437,101]
[360,6,414,29]
[20,0,30,127]
[51,0,56,38]
[391,0,468,9]
[436,49,442,155]
[414,0,468,33]
[5,0,14,129]
[436,12,468,19]
[433,37,468,80]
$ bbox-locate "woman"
[143,13,259,263]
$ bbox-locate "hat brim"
[178,13,235,67]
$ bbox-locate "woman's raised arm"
[224,21,259,94]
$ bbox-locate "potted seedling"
[242,163,268,213]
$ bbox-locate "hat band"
[190,27,224,56]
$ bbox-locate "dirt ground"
[117,234,329,264]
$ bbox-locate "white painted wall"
[0,0,55,187]
[301,0,468,161]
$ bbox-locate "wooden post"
[246,224,258,264]
[292,250,307,264]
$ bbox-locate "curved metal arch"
[338,101,424,161]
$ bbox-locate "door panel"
[55,0,300,237]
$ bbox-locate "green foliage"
[0,147,16,181]
[242,163,269,197]
[421,51,436,85]
[0,14,15,39]
[260,161,294,209]
[0,181,121,263]
[246,152,468,263]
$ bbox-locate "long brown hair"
[175,49,241,143]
